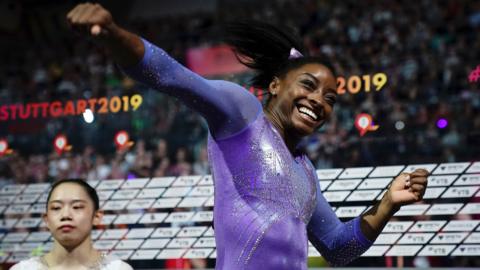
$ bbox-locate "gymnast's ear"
[269,77,280,96]
[42,213,52,232]
[92,209,104,226]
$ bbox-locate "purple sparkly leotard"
[125,39,372,269]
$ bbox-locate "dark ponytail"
[224,21,334,90]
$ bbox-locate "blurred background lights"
[436,118,448,129]
[82,109,94,123]
[395,120,405,131]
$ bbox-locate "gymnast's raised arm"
[66,3,261,139]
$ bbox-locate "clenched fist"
[66,3,115,37]
[387,169,429,207]
[66,3,144,68]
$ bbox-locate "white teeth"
[298,106,318,120]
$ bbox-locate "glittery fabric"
[123,38,373,269]
[209,115,317,270]
[124,39,260,139]
[209,115,372,269]
[307,180,373,266]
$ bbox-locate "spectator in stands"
[168,146,192,176]
[130,150,153,178]
[25,155,49,183]
[150,138,171,177]
[152,155,170,177]
[152,138,169,171]
[65,4,428,269]
[192,144,210,175]
[10,178,133,269]
[86,154,111,180]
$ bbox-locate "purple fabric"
[307,178,373,266]
[208,115,316,269]
[123,39,261,140]
[209,115,372,269]
[122,38,373,269]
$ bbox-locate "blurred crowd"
[0,138,210,186]
[1,0,479,191]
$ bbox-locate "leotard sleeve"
[123,38,262,139]
[307,170,373,266]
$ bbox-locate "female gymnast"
[11,179,133,270]
[66,3,428,269]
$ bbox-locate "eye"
[50,206,61,211]
[73,205,85,210]
[301,80,316,90]
[325,94,337,105]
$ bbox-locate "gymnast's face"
[268,63,337,137]
[44,183,102,249]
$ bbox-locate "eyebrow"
[49,199,87,204]
[301,73,319,84]
[301,73,337,95]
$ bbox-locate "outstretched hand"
[387,169,429,207]
[66,3,115,37]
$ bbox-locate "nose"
[60,206,72,221]
[307,91,324,108]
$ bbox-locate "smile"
[297,106,318,121]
